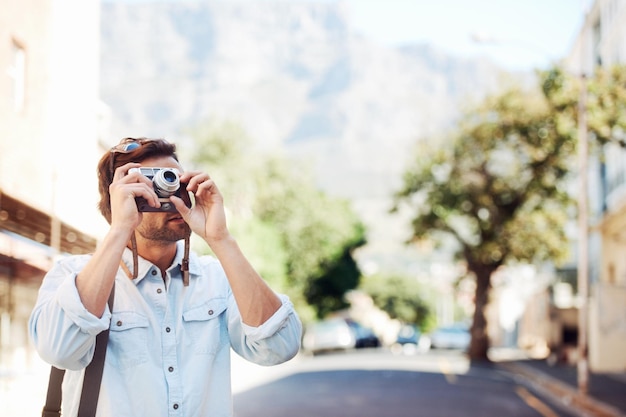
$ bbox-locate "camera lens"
[163,170,177,183]
[153,168,180,197]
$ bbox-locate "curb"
[500,362,625,417]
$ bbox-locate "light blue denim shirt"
[29,241,302,417]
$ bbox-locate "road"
[232,349,582,417]
[0,347,582,416]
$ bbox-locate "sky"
[110,0,593,71]
[342,0,592,71]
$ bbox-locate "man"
[29,137,302,416]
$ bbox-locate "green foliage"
[305,245,363,319]
[183,118,366,318]
[229,218,288,291]
[252,156,367,317]
[542,65,626,146]
[359,274,434,331]
[394,81,576,270]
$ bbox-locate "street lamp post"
[573,5,591,391]
[576,49,590,398]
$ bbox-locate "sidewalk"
[499,359,626,417]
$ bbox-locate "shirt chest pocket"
[182,299,228,355]
[108,311,150,370]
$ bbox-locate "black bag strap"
[42,366,65,417]
[42,286,115,417]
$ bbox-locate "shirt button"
[168,366,174,372]
[151,270,157,275]
[208,309,214,315]
[157,288,163,294]
[116,321,122,326]
[166,327,171,333]
[173,404,179,410]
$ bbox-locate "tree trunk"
[467,264,496,361]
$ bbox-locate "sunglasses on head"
[109,138,146,177]
[110,138,145,154]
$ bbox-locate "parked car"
[429,324,471,350]
[395,324,420,345]
[302,318,356,355]
[392,324,431,354]
[345,319,381,349]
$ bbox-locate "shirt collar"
[120,240,201,283]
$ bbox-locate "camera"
[128,167,192,212]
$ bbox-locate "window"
[7,39,25,112]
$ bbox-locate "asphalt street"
[232,349,583,417]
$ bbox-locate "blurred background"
[4,0,626,416]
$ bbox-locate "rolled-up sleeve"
[28,256,111,370]
[56,273,112,334]
[234,294,302,366]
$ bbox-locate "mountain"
[99,0,512,274]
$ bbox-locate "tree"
[542,66,626,147]
[305,245,363,319]
[359,274,434,331]
[393,74,577,361]
[181,119,290,291]
[183,118,366,321]
[252,156,366,319]
[393,64,626,361]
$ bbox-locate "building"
[564,0,626,372]
[0,0,104,373]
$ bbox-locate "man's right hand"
[109,162,159,231]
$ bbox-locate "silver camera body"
[129,167,191,212]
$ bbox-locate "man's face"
[134,156,189,244]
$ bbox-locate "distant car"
[302,318,356,355]
[429,324,471,350]
[392,324,431,354]
[395,324,420,345]
[345,319,381,349]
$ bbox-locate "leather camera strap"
[42,285,115,417]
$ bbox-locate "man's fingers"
[111,182,160,208]
[170,195,190,214]
[181,172,211,192]
[113,162,142,181]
